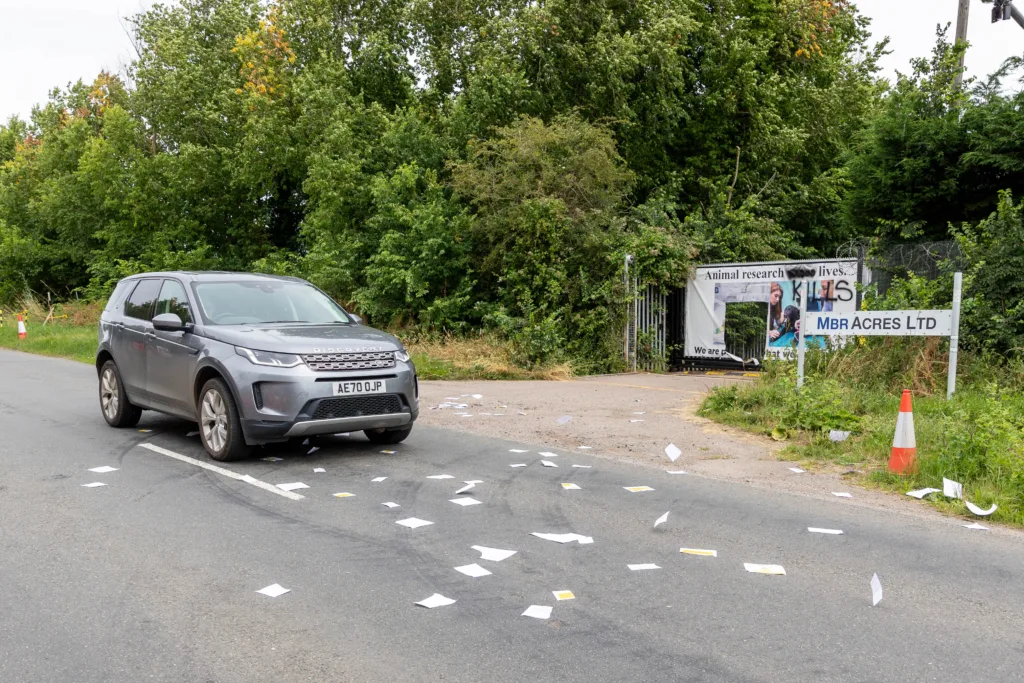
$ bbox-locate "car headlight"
[235,346,303,368]
[395,349,411,363]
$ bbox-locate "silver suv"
[96,272,419,460]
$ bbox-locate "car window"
[123,279,161,321]
[155,279,193,324]
[193,281,351,325]
[103,280,133,313]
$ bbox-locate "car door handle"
[187,347,200,355]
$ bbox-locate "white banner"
[805,310,953,336]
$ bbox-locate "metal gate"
[624,281,667,371]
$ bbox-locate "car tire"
[364,425,413,444]
[99,360,143,428]
[199,378,250,462]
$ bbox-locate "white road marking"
[138,443,304,500]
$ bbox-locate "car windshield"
[193,280,351,325]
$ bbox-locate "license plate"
[333,379,386,396]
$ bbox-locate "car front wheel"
[364,425,413,444]
[99,361,143,428]
[199,378,250,461]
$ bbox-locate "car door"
[114,278,162,401]
[146,278,201,415]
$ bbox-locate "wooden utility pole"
[955,0,971,88]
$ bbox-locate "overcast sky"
[2,0,1023,124]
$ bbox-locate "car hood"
[202,324,405,355]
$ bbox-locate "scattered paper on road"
[81,482,107,488]
[333,492,355,498]
[665,443,682,462]
[416,593,456,608]
[571,465,592,468]
[509,449,528,453]
[427,474,454,479]
[470,394,483,399]
[906,488,941,499]
[308,446,320,455]
[313,468,326,473]
[539,452,559,457]
[666,470,688,475]
[541,460,558,468]
[965,500,998,516]
[629,419,644,423]
[808,527,844,535]
[396,517,434,528]
[372,476,387,483]
[139,429,152,433]
[831,492,853,498]
[88,466,119,473]
[744,563,786,575]
[577,446,593,450]
[871,573,883,606]
[943,477,963,500]
[963,522,988,530]
[382,502,400,508]
[681,548,717,557]
[654,512,669,528]
[531,532,593,545]
[380,450,396,454]
[633,412,646,415]
[522,605,552,619]
[256,583,290,598]
[454,563,492,578]
[624,486,654,493]
[449,497,482,506]
[628,563,661,571]
[561,483,581,490]
[557,415,573,425]
[262,457,283,462]
[788,467,806,474]
[455,482,476,494]
[510,463,528,468]
[277,482,309,492]
[829,430,851,443]
[552,590,575,601]
[471,546,517,562]
[186,431,199,437]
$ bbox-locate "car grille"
[311,395,403,420]
[303,351,396,372]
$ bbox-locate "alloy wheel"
[101,368,119,420]
[201,389,229,453]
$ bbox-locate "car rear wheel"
[364,425,413,444]
[199,378,250,461]
[99,361,143,428]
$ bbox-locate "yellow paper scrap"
[624,486,654,493]
[680,548,718,557]
[552,590,575,601]
[333,492,355,498]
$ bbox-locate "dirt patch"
[418,373,991,526]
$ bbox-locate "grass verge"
[699,346,1024,527]
[0,320,98,364]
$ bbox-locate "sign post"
[947,272,963,400]
[785,265,817,389]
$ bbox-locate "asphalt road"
[2,349,1023,683]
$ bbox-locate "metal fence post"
[947,272,963,400]
[797,278,808,389]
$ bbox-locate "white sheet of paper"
[471,394,483,399]
[541,460,558,467]
[629,419,644,423]
[577,446,593,449]
[665,443,682,462]
[396,517,434,529]
[416,593,456,608]
[256,583,290,597]
[906,487,941,499]
[552,590,575,601]
[666,470,688,475]
[307,446,320,455]
[522,605,552,619]
[471,546,517,562]
[654,512,669,528]
[557,415,573,425]
[88,466,119,473]
[454,482,475,494]
[510,463,528,468]
[531,532,593,544]
[449,497,482,506]
[744,563,786,575]
[372,476,387,482]
[81,482,106,488]
[382,502,400,508]
[829,430,851,442]
[426,474,454,479]
[965,500,998,516]
[571,464,592,468]
[624,486,654,492]
[539,452,558,457]
[380,450,396,454]
[460,414,473,418]
[509,449,528,453]
[943,477,963,500]
[788,467,806,473]
[963,522,988,530]
[871,573,883,606]
[313,468,326,473]
[628,563,661,571]
[831,492,853,498]
[560,482,581,490]
[277,482,309,492]
[454,563,492,578]
[680,548,717,557]
[186,431,199,437]
[808,527,844,535]
[633,412,646,415]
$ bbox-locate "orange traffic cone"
[17,314,27,340]
[888,389,916,474]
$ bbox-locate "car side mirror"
[153,312,190,332]
[350,314,363,324]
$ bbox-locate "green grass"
[0,321,97,364]
[700,361,1024,527]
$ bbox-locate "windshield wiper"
[260,320,310,324]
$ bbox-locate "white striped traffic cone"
[17,314,27,340]
[888,389,916,474]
